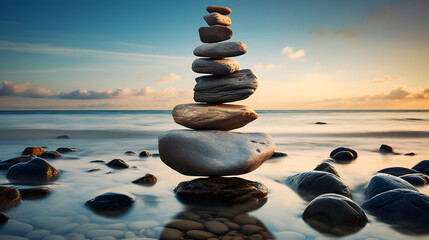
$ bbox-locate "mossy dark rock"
[303,193,367,236]
[377,167,420,177]
[285,171,352,201]
[6,158,60,184]
[362,189,429,234]
[330,147,357,160]
[0,155,34,170]
[40,151,62,159]
[174,177,268,205]
[22,147,45,156]
[313,162,340,177]
[56,147,77,153]
[86,192,135,216]
[400,173,429,187]
[412,160,429,175]
[365,174,418,199]
[17,187,51,200]
[132,173,157,185]
[106,159,129,169]
[0,186,21,211]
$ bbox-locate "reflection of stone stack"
[158,6,275,177]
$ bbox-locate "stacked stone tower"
[158,6,275,177]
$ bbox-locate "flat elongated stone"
[192,58,239,75]
[172,103,258,131]
[158,130,275,176]
[199,25,233,43]
[207,6,232,15]
[204,12,231,26]
[194,69,257,103]
[194,42,247,59]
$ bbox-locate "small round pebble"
[160,227,183,240]
[205,220,229,234]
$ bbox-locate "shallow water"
[0,110,428,240]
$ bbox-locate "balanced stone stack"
[158,6,275,177]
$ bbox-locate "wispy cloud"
[114,41,152,48]
[0,40,190,60]
[373,75,399,83]
[0,80,183,100]
[310,27,359,40]
[282,46,305,59]
[253,63,278,71]
[156,73,181,83]
[369,6,393,23]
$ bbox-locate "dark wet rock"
[159,130,274,176]
[0,212,8,225]
[377,167,420,177]
[56,147,77,153]
[199,25,233,43]
[106,159,129,169]
[6,158,60,184]
[85,192,135,216]
[139,151,152,157]
[207,6,232,15]
[124,151,135,155]
[132,173,157,185]
[400,173,429,187]
[87,168,101,172]
[314,162,340,177]
[329,147,357,160]
[362,189,429,234]
[56,135,70,139]
[269,152,288,159]
[17,187,51,200]
[0,186,21,211]
[40,150,62,159]
[412,160,429,175]
[0,155,34,170]
[90,160,105,163]
[152,153,160,157]
[303,193,367,236]
[174,177,268,204]
[332,151,355,162]
[365,174,418,199]
[379,144,395,153]
[285,171,352,201]
[22,147,45,156]
[315,122,327,125]
[404,152,416,156]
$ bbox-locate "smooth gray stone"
[158,130,275,176]
[365,173,418,199]
[207,6,232,15]
[192,58,239,75]
[199,25,233,43]
[172,103,258,131]
[204,12,231,26]
[194,41,247,59]
[194,69,257,103]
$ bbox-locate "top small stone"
[207,6,231,15]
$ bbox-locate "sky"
[0,0,428,110]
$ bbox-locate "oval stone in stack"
[194,69,257,103]
[158,130,275,176]
[194,41,247,59]
[204,12,231,26]
[207,6,232,15]
[192,58,239,75]
[173,103,258,131]
[199,25,233,43]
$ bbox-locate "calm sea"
[0,110,428,239]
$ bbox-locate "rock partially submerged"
[0,186,21,211]
[377,167,420,177]
[86,192,135,216]
[174,177,268,205]
[313,162,340,177]
[139,151,152,157]
[6,158,60,184]
[285,171,352,201]
[330,147,358,161]
[158,130,275,176]
[40,150,62,159]
[303,193,367,236]
[365,174,418,199]
[362,189,429,234]
[412,160,429,175]
[106,159,129,169]
[0,155,34,170]
[22,147,44,157]
[400,173,429,186]
[17,187,51,200]
[379,144,395,153]
[132,173,157,185]
[56,147,77,153]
